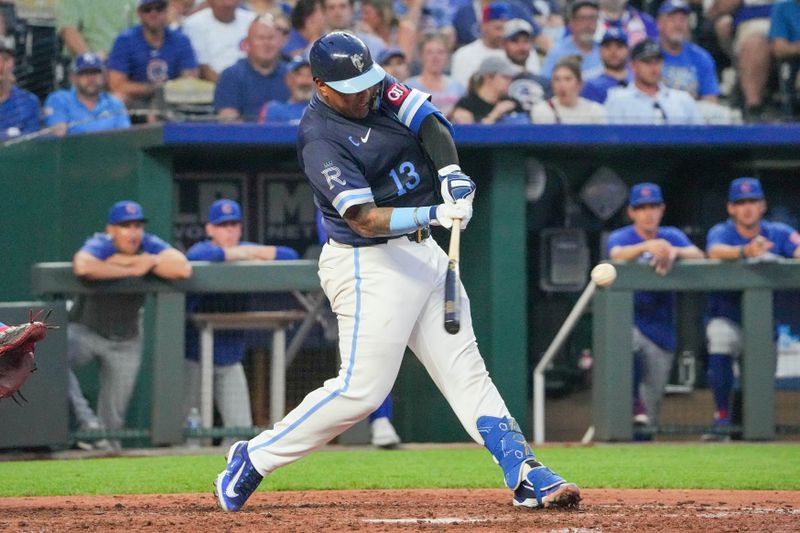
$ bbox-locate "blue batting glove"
[439,165,476,204]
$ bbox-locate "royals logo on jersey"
[321,161,346,190]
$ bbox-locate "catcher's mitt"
[0,311,52,402]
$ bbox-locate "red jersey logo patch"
[385,83,410,105]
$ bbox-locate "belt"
[328,227,431,248]
[406,227,431,243]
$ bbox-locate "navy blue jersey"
[297,74,451,246]
[607,225,693,352]
[706,219,800,323]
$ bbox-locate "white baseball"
[591,263,617,287]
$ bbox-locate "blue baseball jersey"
[107,25,197,83]
[44,88,131,134]
[769,0,800,42]
[0,86,40,138]
[706,219,800,323]
[298,74,450,247]
[661,43,720,99]
[260,100,308,124]
[214,59,290,120]
[81,232,170,258]
[607,225,693,351]
[185,240,261,365]
[580,72,631,103]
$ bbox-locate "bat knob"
[444,320,460,335]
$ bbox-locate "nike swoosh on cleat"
[225,462,246,498]
[360,128,371,143]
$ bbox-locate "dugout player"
[704,177,800,440]
[607,183,704,434]
[185,199,299,447]
[214,32,581,512]
[69,200,191,450]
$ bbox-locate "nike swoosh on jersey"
[225,462,246,498]
[348,136,360,146]
[360,128,371,143]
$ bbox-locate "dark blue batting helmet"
[310,31,385,94]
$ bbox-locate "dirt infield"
[2,489,799,532]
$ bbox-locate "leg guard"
[477,416,533,490]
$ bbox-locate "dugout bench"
[31,260,320,446]
[593,259,800,441]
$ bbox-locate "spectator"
[260,58,314,123]
[56,0,139,60]
[244,0,292,16]
[182,0,258,82]
[530,55,607,123]
[451,55,529,123]
[707,0,775,119]
[321,0,386,57]
[769,0,800,72]
[658,0,720,102]
[607,183,704,435]
[185,199,298,448]
[452,0,540,48]
[605,38,704,123]
[283,0,325,57]
[376,47,410,81]
[392,0,457,58]
[215,14,290,121]
[595,0,658,47]
[0,41,39,140]
[69,200,191,451]
[405,33,466,117]
[703,177,800,440]
[167,0,205,30]
[452,2,533,89]
[542,0,603,80]
[44,53,130,137]
[504,18,552,113]
[107,0,199,110]
[581,27,632,103]
[357,0,395,46]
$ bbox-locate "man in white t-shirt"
[182,0,257,81]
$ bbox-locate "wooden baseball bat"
[444,218,461,334]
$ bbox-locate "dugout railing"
[30,260,320,447]
[591,259,800,442]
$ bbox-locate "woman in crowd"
[405,33,465,117]
[530,55,607,124]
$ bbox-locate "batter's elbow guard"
[477,416,536,490]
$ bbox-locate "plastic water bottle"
[185,407,202,448]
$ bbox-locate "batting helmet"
[310,31,385,94]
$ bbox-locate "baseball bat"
[444,218,461,334]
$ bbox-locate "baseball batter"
[214,32,580,512]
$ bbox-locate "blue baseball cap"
[658,0,690,16]
[629,183,664,207]
[601,28,628,46]
[728,177,764,202]
[108,200,146,224]
[139,0,166,7]
[482,2,513,23]
[73,52,104,74]
[287,57,311,72]
[376,47,405,66]
[208,199,242,225]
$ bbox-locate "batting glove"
[439,165,476,205]
[430,199,472,230]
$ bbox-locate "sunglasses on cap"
[140,2,167,13]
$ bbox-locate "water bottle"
[185,407,202,448]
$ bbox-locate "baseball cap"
[108,200,147,224]
[728,177,765,203]
[631,39,663,61]
[475,55,522,78]
[503,18,535,40]
[208,199,242,225]
[139,0,166,7]
[570,0,599,16]
[0,39,14,57]
[601,27,628,46]
[376,47,405,66]
[629,183,664,207]
[73,52,104,74]
[658,0,691,16]
[482,2,513,23]
[287,57,311,72]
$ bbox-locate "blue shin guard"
[478,416,581,508]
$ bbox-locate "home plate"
[363,517,502,525]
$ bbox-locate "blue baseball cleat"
[214,440,264,512]
[512,459,581,509]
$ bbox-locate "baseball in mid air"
[591,263,617,287]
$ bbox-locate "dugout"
[2,123,800,446]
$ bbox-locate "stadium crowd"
[2,0,800,139]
